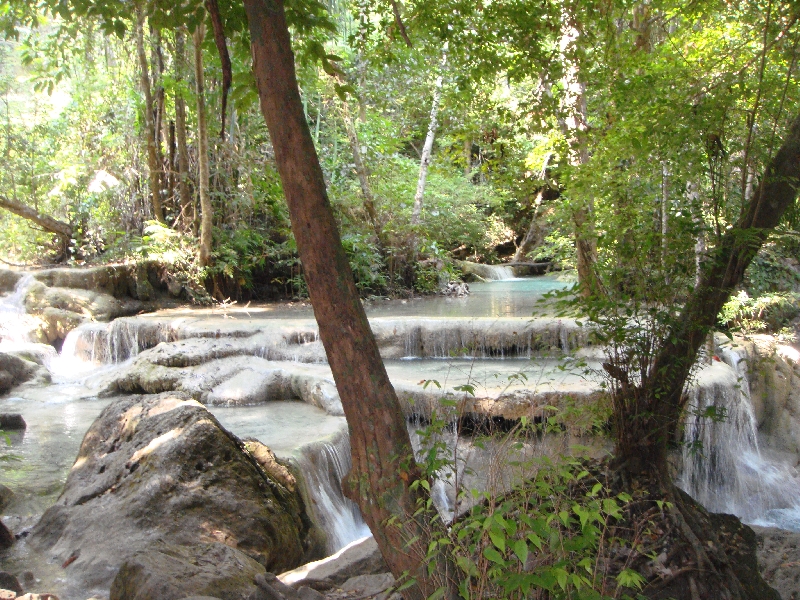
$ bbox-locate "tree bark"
[194,24,213,267]
[174,28,195,233]
[558,10,598,298]
[242,1,453,597]
[205,0,232,138]
[616,109,800,476]
[341,103,383,244]
[513,188,553,263]
[411,47,447,226]
[134,7,164,223]
[0,195,72,240]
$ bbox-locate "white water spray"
[678,349,800,530]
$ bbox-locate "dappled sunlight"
[127,427,184,466]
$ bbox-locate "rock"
[0,573,22,595]
[0,485,14,513]
[0,269,22,294]
[17,574,33,590]
[279,537,386,588]
[109,541,263,600]
[0,520,14,549]
[295,588,323,600]
[207,369,281,406]
[0,353,39,394]
[0,414,25,431]
[17,594,59,600]
[30,393,319,593]
[340,573,394,596]
[753,525,800,600]
[0,590,16,600]
[244,440,296,492]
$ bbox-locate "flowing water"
[2,271,800,597]
[678,347,800,531]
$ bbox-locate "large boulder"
[29,392,318,594]
[109,541,264,600]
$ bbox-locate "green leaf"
[489,530,506,553]
[513,539,529,564]
[483,546,505,565]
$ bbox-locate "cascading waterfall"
[293,429,371,552]
[0,274,40,347]
[678,348,800,530]
[483,265,517,281]
[60,319,175,365]
[400,320,586,360]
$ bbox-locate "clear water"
[210,402,347,458]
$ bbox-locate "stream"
[2,270,800,598]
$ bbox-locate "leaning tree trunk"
[134,7,164,223]
[410,46,447,226]
[242,1,454,598]
[194,24,213,268]
[0,195,72,254]
[619,109,800,477]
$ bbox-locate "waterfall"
[678,350,800,530]
[293,429,371,553]
[483,265,517,281]
[60,319,175,365]
[0,274,39,346]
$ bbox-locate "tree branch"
[390,0,413,48]
[0,195,72,240]
[205,0,232,139]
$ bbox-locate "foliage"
[403,405,644,600]
[719,290,800,335]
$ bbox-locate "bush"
[719,290,800,334]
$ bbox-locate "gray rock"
[295,588,324,600]
[110,541,262,600]
[0,414,25,430]
[30,393,318,592]
[753,525,800,600]
[0,520,13,549]
[0,353,40,394]
[279,537,386,588]
[340,573,394,596]
[0,485,14,514]
[207,369,281,406]
[0,572,22,594]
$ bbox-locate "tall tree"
[174,28,194,233]
[194,23,212,267]
[134,5,164,223]
[410,45,447,226]
[242,0,454,597]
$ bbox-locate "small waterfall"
[678,351,800,529]
[484,265,517,281]
[60,319,175,365]
[0,274,39,346]
[399,320,585,359]
[294,430,371,553]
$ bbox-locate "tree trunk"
[558,10,597,298]
[134,7,164,223]
[341,103,383,244]
[242,2,454,597]
[174,29,194,233]
[0,195,72,241]
[513,187,555,263]
[410,46,447,226]
[463,135,471,178]
[194,24,213,268]
[617,109,800,476]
